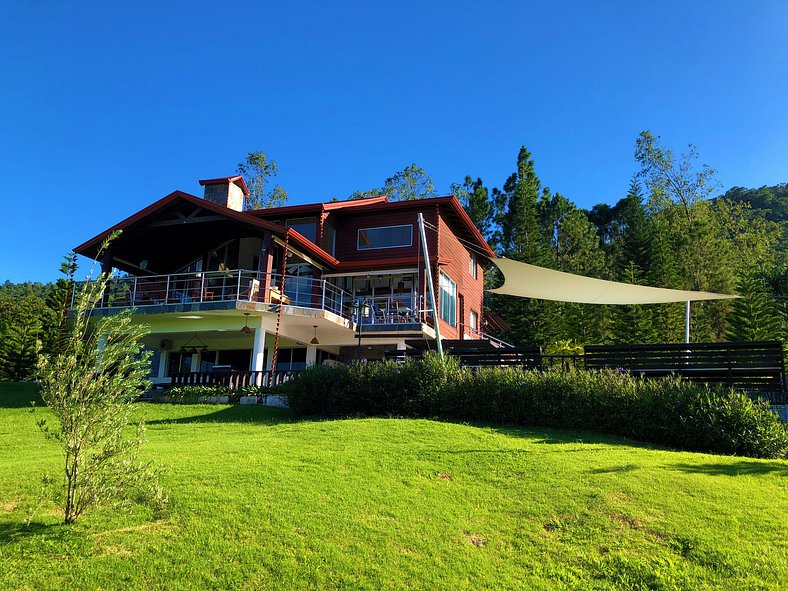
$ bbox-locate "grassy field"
[1,382,787,590]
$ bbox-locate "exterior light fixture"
[180,333,209,355]
[310,325,319,345]
[241,313,252,334]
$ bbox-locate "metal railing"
[349,294,426,325]
[78,269,351,315]
[78,269,429,327]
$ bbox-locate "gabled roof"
[198,176,249,196]
[73,190,342,271]
[73,190,282,259]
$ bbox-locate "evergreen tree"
[497,147,542,261]
[611,262,657,344]
[725,274,784,342]
[0,316,40,381]
[452,176,493,240]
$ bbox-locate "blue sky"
[1,1,786,283]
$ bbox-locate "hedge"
[276,354,788,459]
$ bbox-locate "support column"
[251,315,276,372]
[251,322,267,372]
[158,351,168,378]
[685,301,691,344]
[396,339,407,351]
[306,345,317,367]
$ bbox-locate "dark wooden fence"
[385,340,785,400]
[585,341,785,395]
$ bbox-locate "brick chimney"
[198,176,249,212]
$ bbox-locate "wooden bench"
[584,341,786,394]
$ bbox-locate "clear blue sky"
[1,1,786,283]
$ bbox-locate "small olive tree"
[36,247,166,524]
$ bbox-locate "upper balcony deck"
[80,269,430,332]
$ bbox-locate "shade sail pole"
[685,300,691,344]
[417,213,443,358]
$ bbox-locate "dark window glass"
[357,225,412,250]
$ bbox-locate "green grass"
[1,382,787,591]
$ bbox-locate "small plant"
[35,245,167,524]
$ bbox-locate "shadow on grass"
[671,460,788,476]
[0,520,66,544]
[588,464,639,474]
[145,403,294,425]
[0,383,43,408]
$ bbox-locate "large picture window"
[357,224,413,250]
[439,272,457,327]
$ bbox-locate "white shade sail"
[489,258,738,305]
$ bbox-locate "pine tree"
[611,262,657,344]
[0,316,41,381]
[725,274,784,342]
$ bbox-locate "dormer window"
[357,224,413,250]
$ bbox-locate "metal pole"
[417,213,443,357]
[685,300,691,344]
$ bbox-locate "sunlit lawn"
[1,382,786,590]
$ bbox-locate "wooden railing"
[171,370,298,389]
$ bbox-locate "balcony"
[80,269,428,330]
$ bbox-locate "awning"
[489,258,738,305]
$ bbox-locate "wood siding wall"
[435,208,485,340]
[328,208,439,264]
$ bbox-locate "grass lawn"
[1,382,787,590]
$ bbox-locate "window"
[321,223,336,256]
[439,272,457,327]
[286,217,317,243]
[469,310,478,333]
[357,224,413,250]
[468,251,477,279]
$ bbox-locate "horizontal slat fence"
[585,341,785,395]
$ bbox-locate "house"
[73,176,496,385]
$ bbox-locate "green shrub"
[279,355,788,459]
[166,384,235,404]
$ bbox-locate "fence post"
[165,275,170,304]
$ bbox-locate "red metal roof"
[198,175,250,196]
[73,190,283,257]
[247,195,388,218]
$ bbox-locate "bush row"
[164,384,273,404]
[276,354,788,459]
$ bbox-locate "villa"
[74,176,495,386]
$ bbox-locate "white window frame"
[439,272,457,327]
[357,224,413,251]
[469,310,478,332]
[469,250,477,279]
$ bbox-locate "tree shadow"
[0,520,65,544]
[671,461,788,477]
[0,383,43,408]
[145,403,294,426]
[588,464,639,474]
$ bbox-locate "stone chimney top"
[198,176,249,212]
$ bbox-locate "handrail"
[77,269,430,327]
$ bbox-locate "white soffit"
[489,258,738,305]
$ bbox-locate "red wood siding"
[329,209,438,264]
[435,206,485,340]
